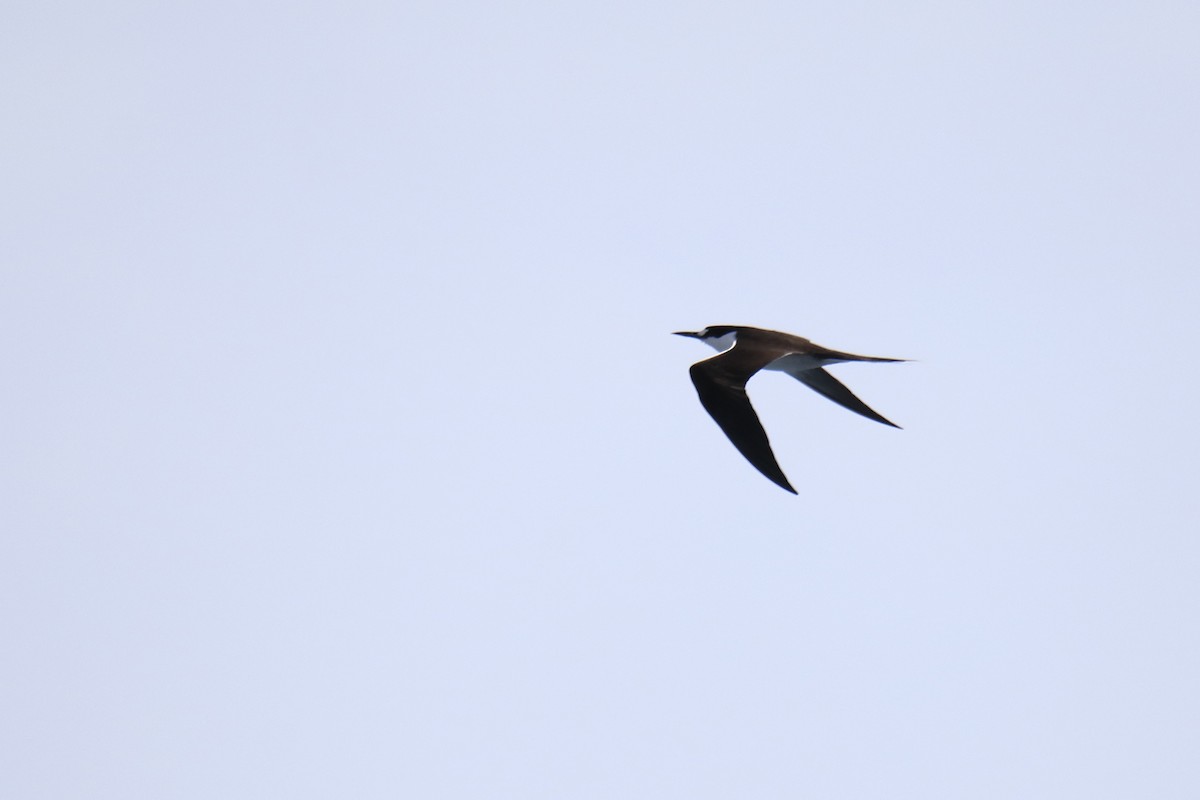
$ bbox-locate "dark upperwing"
[688,347,797,494]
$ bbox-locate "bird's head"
[673,326,739,352]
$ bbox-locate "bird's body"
[674,325,906,494]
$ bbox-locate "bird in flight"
[675,325,906,494]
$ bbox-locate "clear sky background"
[4,2,1199,798]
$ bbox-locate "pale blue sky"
[4,2,1200,798]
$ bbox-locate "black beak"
[673,331,702,338]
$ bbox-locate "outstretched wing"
[789,366,901,428]
[689,361,797,494]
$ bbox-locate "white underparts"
[701,332,737,352]
[765,353,836,374]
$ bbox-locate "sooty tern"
[675,325,906,494]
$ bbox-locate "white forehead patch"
[702,331,737,352]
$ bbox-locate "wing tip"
[767,472,798,494]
